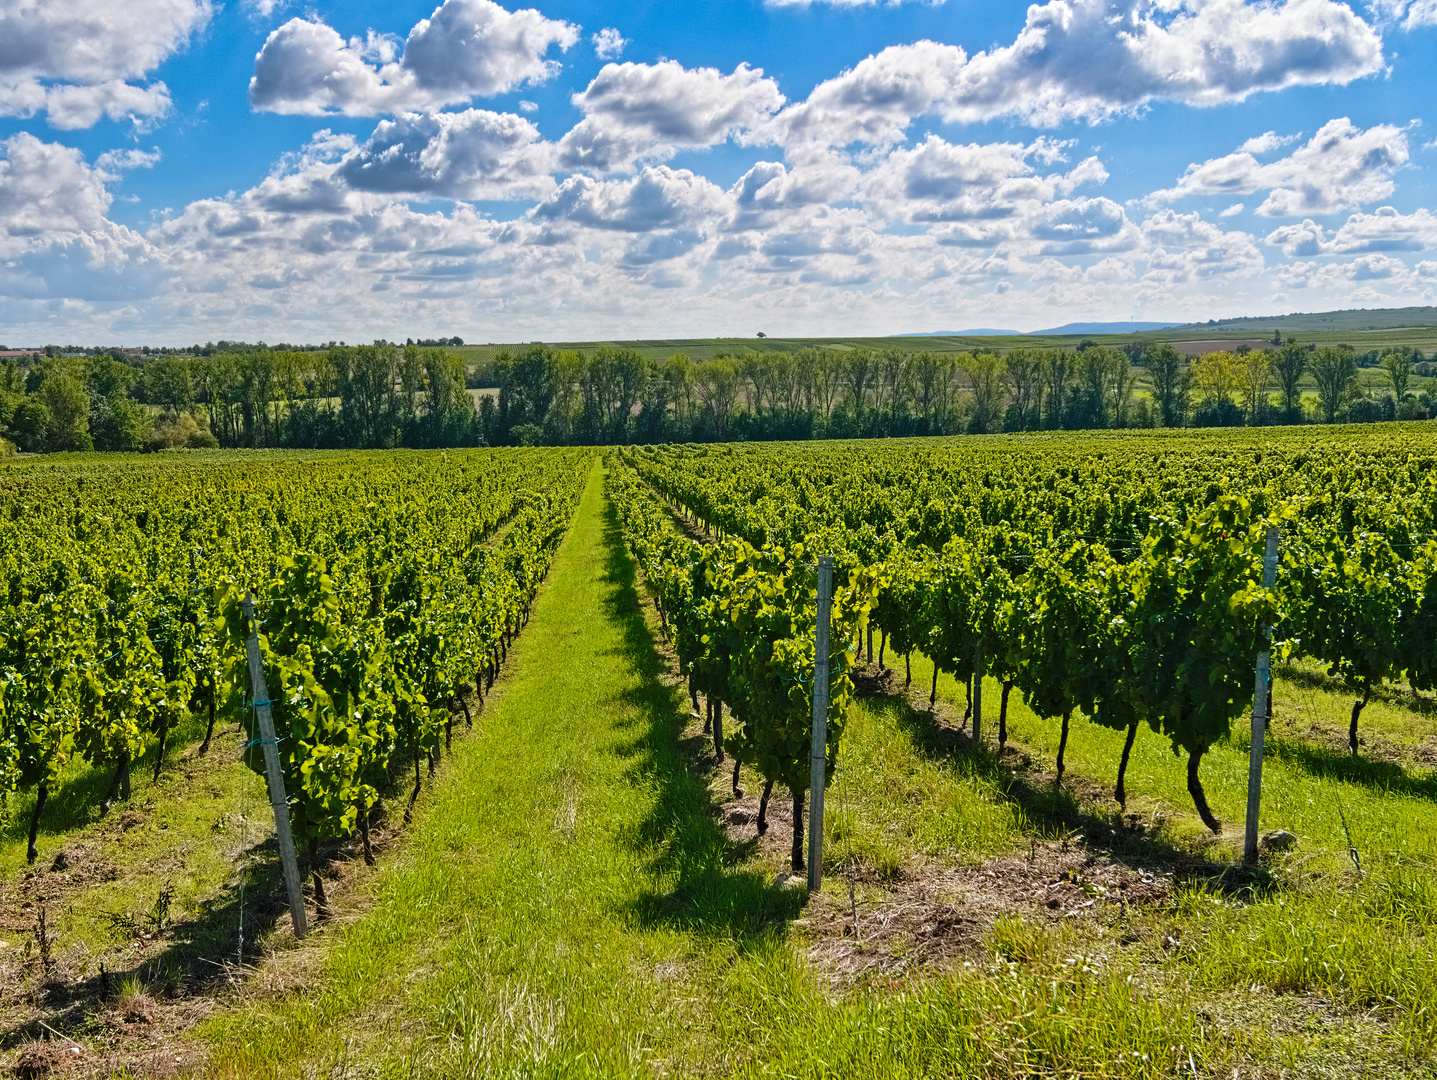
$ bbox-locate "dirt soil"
[801,840,1173,983]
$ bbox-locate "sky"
[1,0,1436,344]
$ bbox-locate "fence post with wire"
[1244,526,1281,865]
[807,555,833,893]
[242,591,307,939]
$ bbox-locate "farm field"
[2,429,1436,1079]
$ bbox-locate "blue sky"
[1,0,1435,344]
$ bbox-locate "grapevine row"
[0,450,592,881]
[606,464,878,871]
[616,433,1437,829]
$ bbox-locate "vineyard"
[616,425,1437,834]
[1,431,1435,1078]
[0,451,588,909]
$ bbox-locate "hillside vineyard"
[613,426,1437,836]
[0,450,591,867]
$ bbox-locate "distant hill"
[1169,306,1437,333]
[898,329,1023,337]
[901,322,1178,336]
[1029,321,1180,335]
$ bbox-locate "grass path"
[202,466,1399,1079]
[205,463,781,1075]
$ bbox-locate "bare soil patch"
[801,839,1173,983]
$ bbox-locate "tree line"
[0,339,1429,455]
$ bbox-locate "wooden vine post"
[807,556,834,893]
[243,592,308,939]
[1244,527,1280,864]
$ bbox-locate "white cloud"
[767,0,1382,147]
[730,155,861,221]
[531,165,729,231]
[1265,206,1437,255]
[0,134,113,242]
[1274,252,1414,288]
[1219,203,1245,217]
[558,61,784,173]
[1031,197,1140,255]
[763,40,962,148]
[860,135,1107,227]
[249,0,579,115]
[592,28,627,60]
[95,147,163,174]
[1148,118,1410,216]
[0,134,165,306]
[40,82,177,130]
[1238,131,1301,154]
[1142,209,1266,280]
[1370,0,1437,29]
[337,109,556,201]
[0,0,211,128]
[1263,218,1330,256]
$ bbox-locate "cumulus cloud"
[6,0,1435,345]
[0,133,167,306]
[558,61,784,172]
[861,135,1107,226]
[1265,206,1437,255]
[531,166,729,231]
[763,40,963,148]
[338,110,556,200]
[0,134,114,241]
[0,0,211,128]
[1031,198,1139,255]
[249,0,579,115]
[767,0,1382,147]
[731,155,861,221]
[592,27,627,59]
[1142,208,1266,279]
[1148,118,1410,216]
[1274,252,1416,289]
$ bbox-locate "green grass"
[911,653,1437,1058]
[0,709,273,968]
[825,695,1029,879]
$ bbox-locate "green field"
[451,307,1437,366]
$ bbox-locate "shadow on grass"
[877,689,1275,896]
[597,498,804,945]
[2,727,432,1047]
[1266,736,1437,803]
[0,832,291,1050]
[0,711,220,851]
[1275,662,1437,719]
